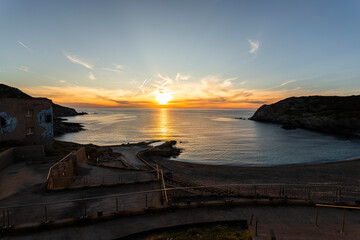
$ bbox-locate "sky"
[1,0,360,109]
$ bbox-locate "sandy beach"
[145,152,360,188]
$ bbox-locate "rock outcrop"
[250,95,360,136]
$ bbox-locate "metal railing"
[50,170,158,190]
[1,183,359,229]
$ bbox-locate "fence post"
[339,189,342,203]
[6,210,10,227]
[341,209,346,234]
[254,217,258,236]
[156,165,160,180]
[254,185,257,198]
[249,212,254,226]
[315,207,319,227]
[145,194,148,209]
[2,209,5,228]
[308,187,311,200]
[116,198,119,213]
[44,205,48,223]
[160,170,168,204]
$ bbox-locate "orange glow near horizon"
[22,81,312,109]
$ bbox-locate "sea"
[55,108,360,166]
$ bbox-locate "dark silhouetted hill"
[250,95,360,137]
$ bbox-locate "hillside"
[250,95,360,136]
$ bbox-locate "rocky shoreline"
[53,104,87,136]
[250,95,360,137]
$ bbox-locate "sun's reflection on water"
[158,108,169,138]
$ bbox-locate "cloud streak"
[64,54,93,69]
[101,67,122,73]
[17,66,30,72]
[279,80,296,87]
[248,39,260,54]
[17,41,31,51]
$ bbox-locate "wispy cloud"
[88,72,96,80]
[113,64,124,69]
[102,67,122,73]
[17,41,31,51]
[239,81,247,85]
[17,66,30,72]
[279,80,296,87]
[134,78,151,96]
[248,39,260,54]
[59,80,66,83]
[64,54,93,69]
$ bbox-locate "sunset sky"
[1,0,360,108]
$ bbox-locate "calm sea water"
[55,108,360,166]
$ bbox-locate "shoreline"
[137,141,360,187]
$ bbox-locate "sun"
[156,91,172,105]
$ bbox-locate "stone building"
[0,98,54,146]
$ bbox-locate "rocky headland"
[250,95,360,137]
[0,83,86,135]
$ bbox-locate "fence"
[1,183,359,229]
[50,170,158,190]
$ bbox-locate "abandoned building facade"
[0,98,54,146]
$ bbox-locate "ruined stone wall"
[72,147,87,165]
[0,145,45,170]
[0,98,54,146]
[48,148,88,190]
[0,148,15,170]
[14,145,45,163]
[52,157,76,189]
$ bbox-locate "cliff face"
[250,96,360,136]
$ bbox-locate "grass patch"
[145,225,252,240]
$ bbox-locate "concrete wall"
[48,148,88,190]
[0,148,15,171]
[14,145,45,163]
[51,155,76,189]
[0,145,46,170]
[0,98,54,146]
[72,147,87,165]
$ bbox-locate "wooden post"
[6,210,10,227]
[341,209,346,234]
[308,187,311,200]
[44,205,48,223]
[160,170,168,204]
[339,189,342,203]
[145,194,148,208]
[315,207,319,227]
[156,165,160,179]
[116,198,119,213]
[249,212,254,226]
[254,217,258,236]
[2,209,5,228]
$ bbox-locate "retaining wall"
[0,148,15,170]
[48,147,88,190]
[0,145,45,170]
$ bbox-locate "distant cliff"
[0,83,86,135]
[250,96,360,136]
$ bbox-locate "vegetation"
[146,225,252,240]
